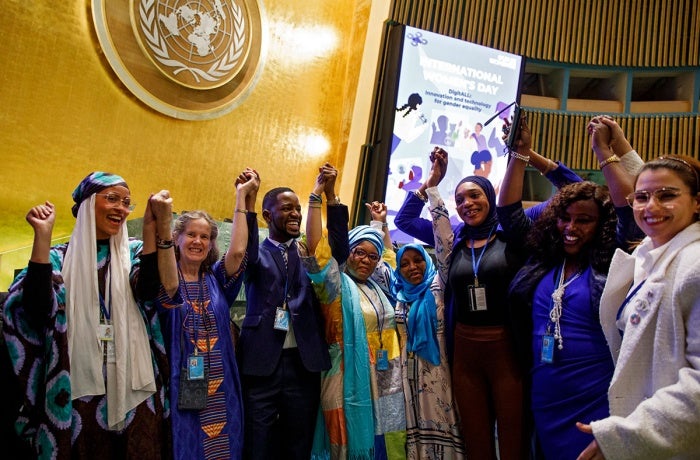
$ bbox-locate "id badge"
[274,307,290,331]
[468,285,488,311]
[188,354,205,380]
[376,349,389,371]
[105,340,116,364]
[98,323,114,342]
[541,334,554,364]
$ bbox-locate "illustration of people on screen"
[391,92,428,154]
[430,115,449,145]
[464,122,488,152]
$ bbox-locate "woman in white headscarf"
[2,171,169,459]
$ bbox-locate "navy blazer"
[238,205,348,376]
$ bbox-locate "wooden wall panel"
[389,0,700,67]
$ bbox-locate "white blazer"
[591,222,700,459]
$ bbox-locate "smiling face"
[455,181,490,227]
[346,240,380,282]
[399,248,426,285]
[556,199,600,257]
[633,168,700,247]
[94,185,131,239]
[264,191,302,242]
[176,218,212,268]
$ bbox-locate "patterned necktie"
[278,243,288,270]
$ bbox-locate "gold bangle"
[599,155,621,169]
[234,209,248,214]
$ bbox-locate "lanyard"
[99,266,112,322]
[470,225,496,286]
[179,266,207,355]
[616,279,647,337]
[358,282,385,349]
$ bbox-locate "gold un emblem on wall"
[92,0,267,120]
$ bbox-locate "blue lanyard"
[99,267,111,322]
[470,225,496,286]
[616,279,647,337]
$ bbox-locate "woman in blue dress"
[497,115,642,459]
[146,169,258,459]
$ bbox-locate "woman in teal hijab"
[393,242,465,458]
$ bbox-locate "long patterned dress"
[305,237,406,460]
[2,240,170,459]
[157,258,245,460]
[394,195,465,459]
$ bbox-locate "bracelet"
[156,238,174,249]
[308,203,322,208]
[381,222,389,228]
[510,151,530,164]
[309,193,322,203]
[413,190,428,203]
[234,209,248,214]
[599,154,621,169]
[328,195,341,206]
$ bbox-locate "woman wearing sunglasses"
[576,122,700,459]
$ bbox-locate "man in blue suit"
[238,164,347,459]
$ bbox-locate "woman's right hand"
[26,201,55,237]
[426,147,448,188]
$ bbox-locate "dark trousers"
[452,323,525,460]
[242,348,320,460]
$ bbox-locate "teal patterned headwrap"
[71,172,128,217]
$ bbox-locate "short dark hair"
[262,187,295,211]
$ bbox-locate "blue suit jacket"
[237,205,348,376]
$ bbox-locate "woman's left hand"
[575,422,606,459]
[366,201,387,222]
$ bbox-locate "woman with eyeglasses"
[2,172,170,459]
[498,115,642,459]
[576,128,700,458]
[304,176,406,459]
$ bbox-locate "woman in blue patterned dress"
[2,172,170,459]
[147,170,258,459]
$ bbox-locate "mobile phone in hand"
[505,105,522,151]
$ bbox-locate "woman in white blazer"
[576,143,700,459]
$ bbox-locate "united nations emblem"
[91,0,266,119]
[132,0,251,89]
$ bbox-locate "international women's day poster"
[385,25,524,244]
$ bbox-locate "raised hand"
[320,163,338,200]
[365,201,387,222]
[26,201,56,237]
[426,147,448,188]
[588,117,612,154]
[149,190,173,224]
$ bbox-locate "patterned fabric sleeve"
[426,187,454,289]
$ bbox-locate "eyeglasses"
[626,187,683,209]
[351,247,380,263]
[96,193,135,211]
